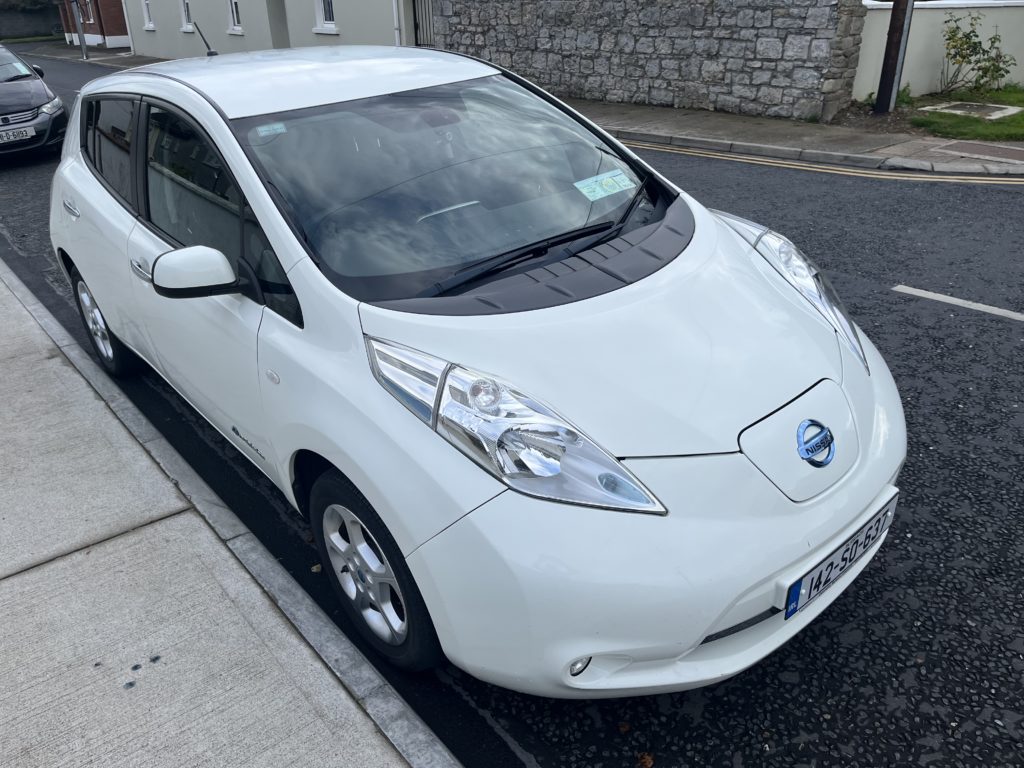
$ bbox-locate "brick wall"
[59,0,127,42]
[433,0,867,122]
[97,0,127,36]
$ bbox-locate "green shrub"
[940,12,1016,93]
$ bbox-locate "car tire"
[71,268,139,377]
[311,468,442,671]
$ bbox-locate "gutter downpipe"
[392,0,402,45]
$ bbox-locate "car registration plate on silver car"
[0,126,35,144]
[785,493,898,619]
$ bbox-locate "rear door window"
[82,97,137,204]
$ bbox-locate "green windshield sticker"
[13,62,30,75]
[256,122,287,137]
[573,170,636,202]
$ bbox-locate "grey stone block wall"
[432,0,866,122]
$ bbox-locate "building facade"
[58,0,130,48]
[432,0,867,122]
[121,0,435,59]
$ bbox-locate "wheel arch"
[290,448,338,519]
[57,248,75,283]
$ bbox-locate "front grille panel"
[0,107,39,126]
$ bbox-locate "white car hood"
[358,200,843,457]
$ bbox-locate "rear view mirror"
[151,246,239,299]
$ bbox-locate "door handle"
[62,199,80,218]
[130,258,152,283]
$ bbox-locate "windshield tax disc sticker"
[256,122,288,138]
[573,170,636,202]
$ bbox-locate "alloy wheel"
[76,280,114,363]
[322,503,409,645]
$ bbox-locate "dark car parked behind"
[0,45,67,155]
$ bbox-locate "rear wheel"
[310,469,442,670]
[71,268,138,377]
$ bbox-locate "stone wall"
[432,0,866,122]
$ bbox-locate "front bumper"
[408,335,906,698]
[0,107,67,155]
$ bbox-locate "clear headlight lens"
[754,229,869,373]
[366,338,665,514]
[40,96,63,115]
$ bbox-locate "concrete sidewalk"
[17,41,1024,176]
[13,41,164,70]
[569,99,1024,176]
[0,263,453,766]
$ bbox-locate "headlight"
[753,230,867,372]
[366,338,665,514]
[715,211,868,372]
[40,96,63,115]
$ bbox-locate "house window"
[314,0,338,35]
[181,0,193,30]
[79,0,95,24]
[228,0,243,33]
[141,0,154,29]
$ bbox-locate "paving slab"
[0,281,187,579]
[0,511,407,768]
[567,98,918,154]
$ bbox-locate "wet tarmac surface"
[1,55,1021,767]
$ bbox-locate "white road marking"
[892,284,1024,322]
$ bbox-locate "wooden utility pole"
[874,0,915,113]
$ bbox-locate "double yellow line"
[624,140,1024,186]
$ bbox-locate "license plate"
[785,493,898,619]
[0,126,35,144]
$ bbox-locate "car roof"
[127,45,499,119]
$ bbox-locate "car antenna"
[192,21,219,56]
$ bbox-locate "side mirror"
[151,245,239,299]
[31,65,44,78]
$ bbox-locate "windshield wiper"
[3,73,33,83]
[418,221,614,298]
[561,177,651,260]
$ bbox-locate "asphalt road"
[2,53,1022,768]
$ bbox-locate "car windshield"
[233,75,651,301]
[0,50,34,83]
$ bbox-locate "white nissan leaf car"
[49,46,906,698]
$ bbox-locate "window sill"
[226,27,244,36]
[313,26,339,35]
[180,25,194,33]
[143,24,156,31]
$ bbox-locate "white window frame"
[80,0,95,24]
[313,0,339,35]
[227,0,244,34]
[141,0,155,30]
[180,0,194,32]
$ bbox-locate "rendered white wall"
[124,0,279,59]
[854,0,1024,99]
[283,0,397,48]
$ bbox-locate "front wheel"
[310,469,442,670]
[71,269,139,377]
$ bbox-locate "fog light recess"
[568,656,592,677]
